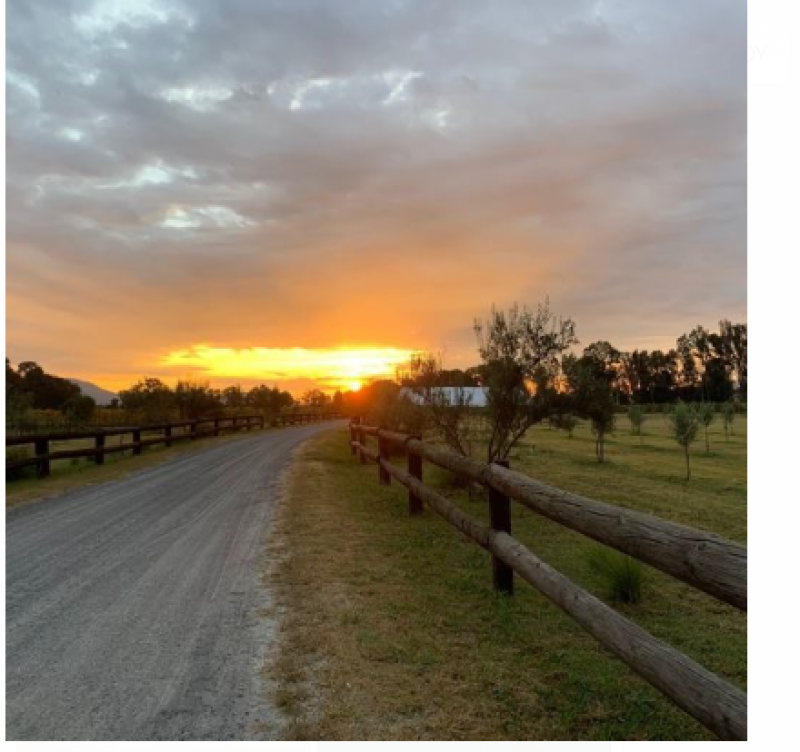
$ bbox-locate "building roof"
[399,386,488,407]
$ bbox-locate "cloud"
[5,0,746,391]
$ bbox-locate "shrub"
[722,401,736,440]
[6,447,35,482]
[694,402,715,453]
[666,402,700,480]
[588,547,645,604]
[627,404,645,441]
[559,413,578,439]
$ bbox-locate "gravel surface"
[6,422,340,741]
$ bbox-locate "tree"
[627,404,646,441]
[61,394,96,425]
[695,402,715,453]
[474,299,578,463]
[551,412,578,438]
[704,357,733,402]
[175,380,221,419]
[399,352,474,456]
[222,385,245,409]
[301,389,330,409]
[564,355,616,462]
[14,360,80,409]
[722,401,736,440]
[666,402,700,480]
[247,385,294,417]
[719,320,747,397]
[119,377,175,422]
[5,359,33,427]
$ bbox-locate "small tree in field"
[474,300,578,463]
[667,402,700,480]
[695,402,715,453]
[722,401,736,440]
[553,413,578,438]
[400,352,475,456]
[627,404,645,442]
[563,355,616,462]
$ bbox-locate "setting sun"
[160,345,412,393]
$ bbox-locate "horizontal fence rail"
[6,412,343,478]
[348,420,747,740]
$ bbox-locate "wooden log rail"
[274,411,343,426]
[7,413,346,478]
[349,421,747,740]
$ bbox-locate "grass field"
[264,414,746,740]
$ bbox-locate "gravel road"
[6,422,339,741]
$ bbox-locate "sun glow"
[161,345,412,393]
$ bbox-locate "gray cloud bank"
[6,0,746,383]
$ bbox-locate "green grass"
[266,417,745,740]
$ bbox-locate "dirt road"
[5,423,340,740]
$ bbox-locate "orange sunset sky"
[5,1,746,395]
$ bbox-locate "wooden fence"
[6,412,342,478]
[349,420,747,740]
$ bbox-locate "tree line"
[5,360,347,428]
[389,319,746,404]
[354,300,746,477]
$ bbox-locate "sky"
[5,0,746,394]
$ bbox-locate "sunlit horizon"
[157,345,414,395]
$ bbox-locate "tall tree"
[474,300,578,462]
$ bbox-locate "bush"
[6,447,35,482]
[666,402,700,480]
[722,401,736,439]
[694,402,715,453]
[627,404,645,438]
[588,547,645,604]
[551,412,578,438]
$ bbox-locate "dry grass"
[264,418,745,740]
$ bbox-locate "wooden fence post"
[133,430,142,455]
[359,425,367,464]
[408,437,423,515]
[232,416,238,432]
[191,421,198,440]
[165,425,172,448]
[95,434,105,465]
[214,418,220,437]
[350,423,357,455]
[378,433,390,485]
[35,438,50,478]
[489,459,514,595]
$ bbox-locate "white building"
[399,386,488,408]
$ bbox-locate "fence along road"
[351,421,747,741]
[6,420,343,741]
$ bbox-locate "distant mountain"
[69,379,119,406]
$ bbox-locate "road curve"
[6,422,339,741]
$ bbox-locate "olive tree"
[474,300,578,463]
[627,404,646,442]
[666,402,700,480]
[695,402,715,453]
[722,401,736,440]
